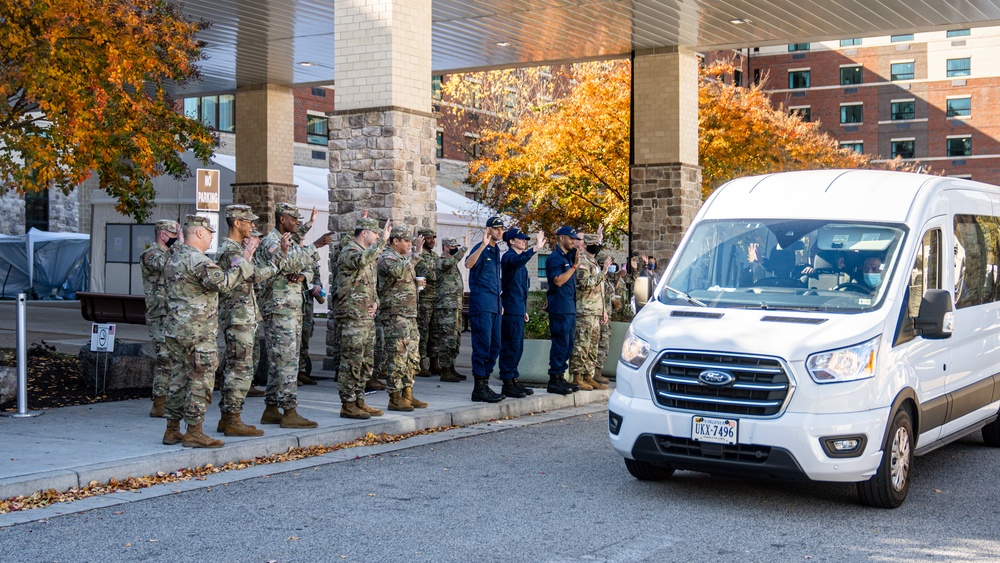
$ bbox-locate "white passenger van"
[609,169,1000,508]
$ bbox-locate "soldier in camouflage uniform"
[215,205,288,437]
[325,233,349,382]
[433,237,467,383]
[293,208,331,386]
[161,215,254,449]
[140,219,180,418]
[335,217,391,419]
[255,202,330,429]
[377,227,427,411]
[568,232,611,391]
[414,228,438,377]
[593,252,615,386]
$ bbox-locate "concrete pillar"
[231,84,296,233]
[630,47,702,263]
[325,0,436,369]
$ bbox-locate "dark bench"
[77,292,147,325]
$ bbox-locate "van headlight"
[806,336,880,384]
[620,328,651,369]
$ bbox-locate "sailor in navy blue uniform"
[464,216,506,403]
[498,227,546,398]
[544,225,581,395]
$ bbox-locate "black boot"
[471,377,504,403]
[546,375,573,395]
[513,378,534,395]
[501,379,527,398]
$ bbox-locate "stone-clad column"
[631,47,702,263]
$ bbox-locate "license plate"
[691,416,738,445]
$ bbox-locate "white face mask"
[608,265,618,274]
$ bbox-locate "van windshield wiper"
[665,285,707,307]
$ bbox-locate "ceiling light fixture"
[297,61,317,67]
[496,42,511,47]
[729,18,752,25]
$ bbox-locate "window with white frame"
[946,136,971,157]
[946,97,972,117]
[840,103,863,124]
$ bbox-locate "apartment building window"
[947,29,971,37]
[432,75,442,101]
[840,65,862,85]
[891,34,914,42]
[788,70,810,89]
[891,140,915,159]
[788,43,810,52]
[891,100,915,120]
[436,131,444,159]
[789,106,811,122]
[947,136,972,157]
[890,62,915,81]
[310,87,327,97]
[733,69,743,87]
[306,114,328,145]
[840,103,863,124]
[947,58,971,77]
[504,87,517,118]
[840,142,863,153]
[469,81,483,110]
[947,97,972,117]
[464,133,481,159]
[840,38,862,47]
[182,95,235,133]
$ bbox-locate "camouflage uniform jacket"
[163,244,253,341]
[601,273,615,318]
[415,248,438,307]
[329,235,352,305]
[377,247,420,318]
[255,228,316,316]
[574,252,606,317]
[140,244,171,320]
[216,237,285,326]
[335,238,386,319]
[434,247,467,310]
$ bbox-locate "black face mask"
[165,236,178,248]
[586,244,601,255]
[448,247,458,256]
[647,263,656,271]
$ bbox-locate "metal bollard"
[1,293,42,418]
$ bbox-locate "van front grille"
[650,351,791,417]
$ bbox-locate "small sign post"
[90,323,116,352]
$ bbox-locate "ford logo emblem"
[698,370,735,386]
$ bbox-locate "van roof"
[703,169,968,223]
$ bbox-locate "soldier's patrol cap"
[556,225,581,240]
[442,238,460,247]
[226,204,259,221]
[184,214,216,233]
[418,228,437,237]
[389,226,413,241]
[275,202,302,220]
[583,233,601,244]
[486,216,504,228]
[154,219,179,234]
[357,217,379,231]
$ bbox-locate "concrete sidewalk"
[0,300,610,501]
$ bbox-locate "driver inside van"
[858,256,885,292]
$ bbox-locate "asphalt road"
[2,413,1000,562]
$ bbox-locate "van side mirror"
[633,276,652,312]
[914,289,954,339]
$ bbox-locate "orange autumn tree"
[0,0,215,222]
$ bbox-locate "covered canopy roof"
[172,0,1000,95]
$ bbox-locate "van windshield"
[659,219,907,313]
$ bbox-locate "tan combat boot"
[340,400,371,420]
[162,419,183,445]
[150,396,166,418]
[402,387,428,408]
[218,412,264,437]
[182,422,225,448]
[280,407,318,428]
[592,368,610,385]
[365,374,387,391]
[440,366,462,383]
[260,404,283,425]
[388,391,414,412]
[572,373,594,391]
[582,374,607,390]
[416,357,432,377]
[356,397,384,417]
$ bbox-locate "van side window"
[953,215,1000,309]
[907,229,941,319]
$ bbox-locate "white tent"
[0,228,89,299]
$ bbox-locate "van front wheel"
[624,458,675,481]
[857,409,913,508]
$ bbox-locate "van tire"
[857,409,913,508]
[982,416,1000,447]
[624,458,675,481]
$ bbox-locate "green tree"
[0,0,215,222]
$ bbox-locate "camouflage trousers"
[164,335,218,425]
[147,316,170,398]
[596,316,612,372]
[337,317,375,402]
[381,315,419,392]
[327,315,342,380]
[417,301,437,359]
[569,314,601,378]
[373,319,387,380]
[299,295,315,375]
[262,309,302,409]
[220,321,256,414]
[431,307,461,368]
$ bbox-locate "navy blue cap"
[503,227,531,242]
[486,216,504,228]
[555,226,580,240]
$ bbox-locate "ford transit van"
[609,169,1000,508]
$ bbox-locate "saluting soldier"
[415,228,439,376]
[140,219,181,418]
[433,237,468,383]
[593,251,616,387]
[568,230,610,391]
